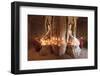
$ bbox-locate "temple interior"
[28,15,88,61]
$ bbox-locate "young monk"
[66,24,81,58]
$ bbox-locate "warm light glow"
[40,37,66,46]
[40,36,80,47]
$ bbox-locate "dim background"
[0,0,99,76]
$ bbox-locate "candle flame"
[40,37,66,46]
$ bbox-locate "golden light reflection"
[40,37,66,46]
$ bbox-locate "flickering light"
[40,37,66,46]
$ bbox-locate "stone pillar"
[58,16,67,56]
[73,17,78,37]
[67,16,78,38]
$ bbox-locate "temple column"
[73,17,78,37]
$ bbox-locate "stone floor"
[28,47,88,61]
[78,48,88,58]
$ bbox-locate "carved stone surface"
[32,39,42,52]
[66,45,75,58]
[40,45,52,56]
